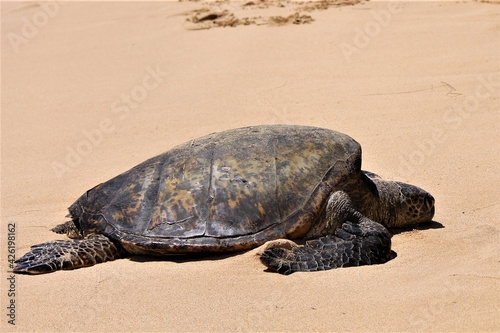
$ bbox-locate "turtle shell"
[69,125,362,255]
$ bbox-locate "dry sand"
[1,1,499,332]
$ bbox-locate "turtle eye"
[424,194,435,210]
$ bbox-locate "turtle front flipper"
[14,234,124,274]
[260,220,392,275]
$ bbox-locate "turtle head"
[391,181,435,228]
[366,175,435,228]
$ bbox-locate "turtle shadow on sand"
[123,222,444,270]
[14,125,436,275]
[128,252,238,264]
[390,220,444,235]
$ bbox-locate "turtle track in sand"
[183,0,364,30]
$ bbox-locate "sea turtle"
[14,125,435,275]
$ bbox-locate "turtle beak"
[396,182,435,226]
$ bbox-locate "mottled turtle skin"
[14,125,435,275]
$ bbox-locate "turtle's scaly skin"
[14,125,435,274]
[13,235,122,274]
[260,220,392,275]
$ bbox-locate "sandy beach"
[1,1,499,332]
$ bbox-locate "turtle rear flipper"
[260,220,392,275]
[51,220,83,239]
[14,234,124,274]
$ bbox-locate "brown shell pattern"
[70,125,361,248]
